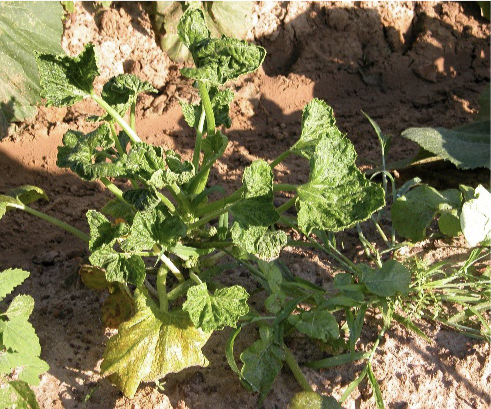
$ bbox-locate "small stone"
[280,122,286,129]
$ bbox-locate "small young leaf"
[87,210,129,252]
[121,208,187,252]
[461,185,491,246]
[392,185,462,241]
[36,43,99,107]
[290,392,341,409]
[0,269,29,300]
[288,309,339,342]
[6,186,48,206]
[2,317,41,356]
[89,248,145,287]
[240,326,285,404]
[177,8,210,52]
[6,295,34,320]
[183,283,249,332]
[362,260,411,297]
[101,289,211,398]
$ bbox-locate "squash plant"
[0,8,387,403]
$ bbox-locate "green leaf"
[0,380,40,409]
[57,124,126,181]
[89,248,145,287]
[121,208,187,252]
[165,150,195,185]
[0,269,29,300]
[87,210,129,252]
[231,161,286,259]
[2,317,41,356]
[36,43,99,107]
[438,209,462,237]
[101,198,135,223]
[461,185,491,247]
[290,392,341,409]
[122,189,161,212]
[6,186,48,206]
[90,74,157,122]
[296,133,385,233]
[392,185,462,241]
[177,8,210,52]
[125,143,166,186]
[362,260,411,297]
[240,326,285,403]
[183,283,249,332]
[101,289,211,398]
[0,2,63,123]
[9,354,49,386]
[401,122,490,169]
[6,295,34,320]
[289,309,339,342]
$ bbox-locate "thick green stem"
[196,187,244,217]
[273,183,298,193]
[91,93,141,143]
[155,191,176,214]
[284,344,313,392]
[109,122,125,157]
[12,203,89,243]
[168,184,191,214]
[189,206,232,230]
[270,150,292,169]
[192,108,207,172]
[100,178,137,213]
[198,82,215,135]
[189,272,202,285]
[276,196,297,214]
[130,101,136,132]
[157,249,185,283]
[156,265,169,312]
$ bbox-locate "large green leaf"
[240,325,285,404]
[288,309,339,342]
[0,317,41,357]
[36,43,99,107]
[361,260,411,297]
[392,185,462,241]
[0,269,29,300]
[155,3,253,63]
[101,289,211,398]
[460,185,491,246]
[0,2,63,125]
[87,210,129,252]
[231,160,287,259]
[89,248,145,287]
[294,101,385,234]
[401,122,490,169]
[183,283,249,332]
[121,207,187,252]
[122,189,161,212]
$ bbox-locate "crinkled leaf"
[240,326,285,403]
[290,392,341,409]
[362,260,411,297]
[102,285,135,329]
[101,198,135,224]
[183,283,249,332]
[125,142,166,185]
[91,74,157,122]
[401,122,490,169]
[165,150,195,185]
[6,186,48,206]
[0,380,40,409]
[1,317,41,356]
[87,210,129,252]
[36,43,99,107]
[0,269,29,300]
[392,185,462,241]
[0,1,63,123]
[461,185,491,246]
[201,130,228,168]
[122,189,161,212]
[180,87,234,130]
[57,124,126,181]
[288,309,339,342]
[122,208,187,252]
[177,8,210,52]
[101,289,211,398]
[6,295,34,320]
[89,248,145,287]
[231,161,285,259]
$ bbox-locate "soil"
[0,1,490,408]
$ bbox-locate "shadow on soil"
[0,3,489,408]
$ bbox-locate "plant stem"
[192,108,207,172]
[158,251,185,283]
[11,203,89,244]
[196,187,244,217]
[189,206,232,230]
[198,82,215,135]
[276,196,297,214]
[109,122,125,157]
[168,184,191,214]
[270,150,292,168]
[189,272,202,285]
[156,265,169,312]
[100,178,137,212]
[91,93,141,144]
[155,191,176,213]
[283,344,313,392]
[130,101,136,132]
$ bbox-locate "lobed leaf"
[183,283,249,332]
[1,317,41,357]
[36,43,99,107]
[89,248,145,287]
[101,289,211,398]
[361,260,411,297]
[87,210,129,252]
[288,309,340,342]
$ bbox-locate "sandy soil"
[0,2,489,408]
